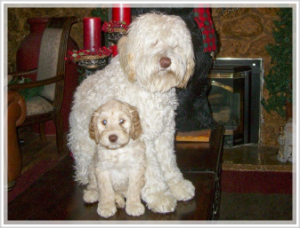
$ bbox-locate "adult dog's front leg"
[83,157,99,203]
[155,122,195,201]
[141,141,176,213]
[95,168,117,218]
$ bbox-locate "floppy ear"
[118,36,136,82]
[126,104,142,140]
[177,48,195,88]
[89,112,100,144]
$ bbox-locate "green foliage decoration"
[91,8,109,21]
[8,77,44,101]
[77,67,86,84]
[262,8,293,118]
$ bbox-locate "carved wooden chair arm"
[8,74,64,91]
[8,69,38,78]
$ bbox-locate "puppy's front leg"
[95,168,117,218]
[125,167,145,216]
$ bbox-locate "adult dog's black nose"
[160,57,171,68]
[109,134,118,143]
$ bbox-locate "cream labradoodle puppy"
[84,100,146,218]
[68,13,195,213]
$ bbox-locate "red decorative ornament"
[111,45,118,58]
[102,20,129,33]
[65,46,113,62]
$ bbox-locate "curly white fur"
[68,13,195,213]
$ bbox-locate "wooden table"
[176,125,224,220]
[7,125,224,221]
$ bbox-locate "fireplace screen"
[209,80,242,134]
[208,66,252,146]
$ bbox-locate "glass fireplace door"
[208,66,251,147]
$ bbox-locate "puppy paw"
[126,202,145,216]
[97,203,117,218]
[169,179,195,201]
[83,189,99,203]
[143,190,176,213]
[115,194,125,208]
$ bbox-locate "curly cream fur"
[84,100,146,218]
[68,13,195,214]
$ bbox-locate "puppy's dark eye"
[119,119,125,124]
[102,120,107,125]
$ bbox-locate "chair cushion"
[26,96,53,116]
[37,28,63,101]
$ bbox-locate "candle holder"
[107,28,127,44]
[65,47,112,77]
[73,55,109,76]
[102,21,128,44]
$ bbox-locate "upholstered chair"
[8,16,77,153]
[6,90,26,190]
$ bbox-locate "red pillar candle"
[83,17,101,52]
[112,4,131,25]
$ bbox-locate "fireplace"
[208,58,263,147]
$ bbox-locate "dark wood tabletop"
[176,125,224,174]
[7,125,224,222]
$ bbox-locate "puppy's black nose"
[109,134,118,143]
[160,57,171,68]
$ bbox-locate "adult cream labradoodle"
[68,13,195,213]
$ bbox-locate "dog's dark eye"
[102,120,107,125]
[119,119,125,124]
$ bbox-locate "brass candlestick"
[107,28,127,44]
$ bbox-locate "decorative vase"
[16,17,79,135]
[16,18,48,81]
